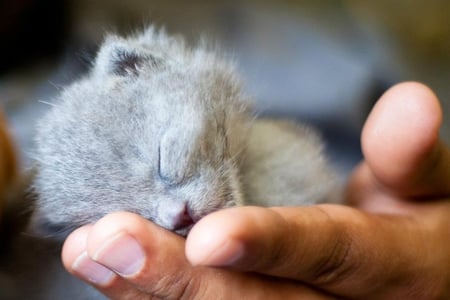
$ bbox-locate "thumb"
[360,81,450,198]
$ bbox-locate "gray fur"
[1,26,338,299]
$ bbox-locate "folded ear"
[94,35,161,76]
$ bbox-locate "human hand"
[62,82,450,299]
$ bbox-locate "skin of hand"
[0,110,18,217]
[62,82,450,300]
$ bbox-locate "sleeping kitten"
[0,26,338,299]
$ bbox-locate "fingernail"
[198,239,244,266]
[93,232,145,277]
[72,252,115,286]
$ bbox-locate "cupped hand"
[62,82,450,299]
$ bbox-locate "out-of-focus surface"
[0,0,449,176]
[0,110,18,216]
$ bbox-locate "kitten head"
[33,28,251,238]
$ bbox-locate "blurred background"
[0,0,449,177]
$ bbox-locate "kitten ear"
[94,36,161,76]
[109,48,146,76]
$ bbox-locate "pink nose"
[172,204,195,231]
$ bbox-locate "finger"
[360,81,450,198]
[186,205,449,299]
[62,225,142,299]
[63,212,333,300]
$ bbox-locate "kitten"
[0,26,338,299]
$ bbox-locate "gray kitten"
[1,27,338,299]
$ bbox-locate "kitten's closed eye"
[157,145,181,186]
[158,131,198,186]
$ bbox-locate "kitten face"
[33,28,251,238]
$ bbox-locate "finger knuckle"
[177,274,205,300]
[309,207,359,286]
[177,269,231,300]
